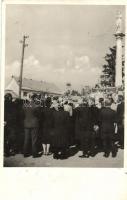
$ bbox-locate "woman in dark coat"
[64,102,75,146]
[14,98,24,153]
[4,93,17,156]
[41,97,54,155]
[75,101,93,158]
[99,98,117,157]
[52,106,70,159]
[89,98,100,156]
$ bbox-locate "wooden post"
[19,35,29,98]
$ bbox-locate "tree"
[102,46,116,87]
[100,45,125,87]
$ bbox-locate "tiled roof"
[13,76,62,94]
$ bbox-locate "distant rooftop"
[12,76,62,94]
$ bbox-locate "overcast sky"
[5,4,125,90]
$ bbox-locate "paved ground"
[4,147,124,168]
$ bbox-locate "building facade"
[5,76,63,99]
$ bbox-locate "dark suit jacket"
[99,107,116,136]
[4,101,17,127]
[23,105,40,128]
[75,106,93,139]
[53,110,69,136]
[90,105,100,126]
[117,102,124,125]
[41,107,54,135]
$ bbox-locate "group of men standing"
[4,92,124,160]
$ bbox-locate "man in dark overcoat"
[23,95,41,157]
[4,93,17,156]
[117,95,124,149]
[99,98,117,157]
[14,98,24,153]
[89,98,100,156]
[75,100,93,158]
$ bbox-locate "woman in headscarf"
[41,97,54,155]
[52,105,70,159]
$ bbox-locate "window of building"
[23,91,28,97]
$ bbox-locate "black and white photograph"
[3,3,125,167]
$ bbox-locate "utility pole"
[19,35,29,98]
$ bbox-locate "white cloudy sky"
[5,5,125,90]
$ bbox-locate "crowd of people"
[4,90,124,160]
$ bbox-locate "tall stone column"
[115,33,124,87]
[115,11,124,88]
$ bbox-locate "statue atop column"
[116,11,122,34]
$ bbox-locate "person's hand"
[114,123,118,134]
